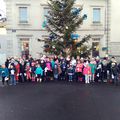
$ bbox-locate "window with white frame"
[43,7,49,22]
[19,7,28,23]
[93,8,101,23]
[42,7,50,29]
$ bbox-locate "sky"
[0,0,6,18]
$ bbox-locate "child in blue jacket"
[35,64,43,82]
[1,64,9,86]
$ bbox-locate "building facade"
[4,0,110,58]
[110,0,120,60]
[0,11,8,65]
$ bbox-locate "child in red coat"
[25,63,32,81]
[14,61,20,82]
[76,60,84,82]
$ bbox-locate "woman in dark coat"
[111,62,119,85]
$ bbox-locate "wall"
[111,0,120,42]
[110,0,120,57]
[5,0,107,58]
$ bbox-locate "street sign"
[102,47,108,51]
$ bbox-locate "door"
[92,42,100,57]
[21,39,29,59]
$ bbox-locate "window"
[43,8,49,22]
[42,8,50,28]
[19,7,28,23]
[93,8,101,23]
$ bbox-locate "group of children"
[0,55,120,86]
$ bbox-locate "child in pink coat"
[83,62,91,84]
[45,58,53,81]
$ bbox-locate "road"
[0,82,120,120]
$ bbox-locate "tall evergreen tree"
[43,0,90,57]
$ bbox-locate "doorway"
[92,42,100,57]
[20,39,29,59]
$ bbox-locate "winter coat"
[89,63,96,74]
[35,67,43,76]
[67,67,75,76]
[40,62,46,70]
[15,63,20,74]
[1,68,9,77]
[96,62,102,73]
[83,66,91,75]
[102,60,108,72]
[46,62,52,71]
[31,66,36,74]
[111,65,119,76]
[20,63,25,74]
[61,62,67,72]
[51,60,55,69]
[76,63,83,73]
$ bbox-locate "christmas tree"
[43,0,91,57]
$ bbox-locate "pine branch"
[76,35,91,47]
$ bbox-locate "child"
[60,60,67,81]
[95,61,103,83]
[14,61,20,83]
[35,64,43,82]
[83,62,91,84]
[53,64,59,81]
[9,65,16,85]
[67,64,75,82]
[46,58,52,81]
[51,58,55,70]
[40,60,46,82]
[76,60,84,82]
[1,64,9,86]
[89,58,96,82]
[19,61,25,83]
[31,62,36,82]
[25,63,32,82]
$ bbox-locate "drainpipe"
[106,0,110,55]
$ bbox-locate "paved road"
[0,82,120,120]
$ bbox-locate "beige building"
[0,21,7,64]
[110,0,120,59]
[4,0,111,58]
